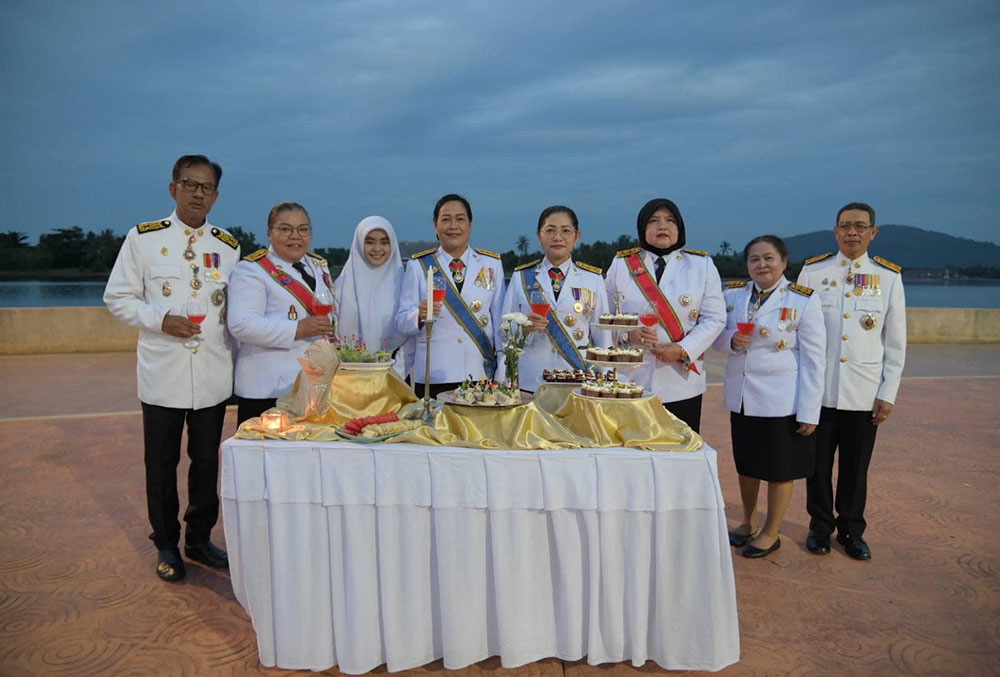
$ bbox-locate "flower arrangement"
[331,335,392,363]
[499,312,530,386]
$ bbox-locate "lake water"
[1,279,998,308]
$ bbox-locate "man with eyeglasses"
[104,154,240,582]
[227,202,334,424]
[796,202,906,561]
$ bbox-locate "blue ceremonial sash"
[416,253,497,375]
[521,266,586,371]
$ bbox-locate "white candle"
[425,265,434,323]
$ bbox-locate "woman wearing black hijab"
[604,198,726,432]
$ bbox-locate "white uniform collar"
[268,246,311,270]
[836,250,869,268]
[170,209,211,233]
[437,246,471,267]
[753,277,784,295]
[541,256,572,274]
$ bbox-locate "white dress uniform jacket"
[605,248,726,403]
[104,211,239,409]
[797,251,906,410]
[227,248,333,399]
[395,246,505,383]
[498,257,611,392]
[712,277,826,424]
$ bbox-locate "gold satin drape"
[237,377,701,452]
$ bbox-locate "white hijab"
[334,216,405,351]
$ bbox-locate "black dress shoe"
[156,548,186,582]
[728,526,758,548]
[185,541,229,568]
[743,538,781,558]
[806,531,831,555]
[837,533,871,560]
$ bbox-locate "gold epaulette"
[617,247,641,257]
[788,283,814,297]
[514,258,542,271]
[725,280,749,288]
[804,252,834,266]
[683,248,709,257]
[137,219,171,234]
[576,261,602,275]
[475,247,500,259]
[243,248,268,262]
[306,251,328,266]
[211,227,239,250]
[410,248,436,259]
[873,256,902,273]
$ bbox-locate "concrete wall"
[1,306,999,355]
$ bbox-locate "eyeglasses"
[272,225,312,237]
[837,221,874,233]
[174,178,217,195]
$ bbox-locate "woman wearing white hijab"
[334,216,410,377]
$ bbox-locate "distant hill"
[782,225,1000,269]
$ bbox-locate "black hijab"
[637,198,686,257]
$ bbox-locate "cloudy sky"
[2,1,998,254]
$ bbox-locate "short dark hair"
[836,202,875,227]
[537,205,579,233]
[433,193,472,222]
[172,154,222,185]
[743,234,788,262]
[267,202,309,230]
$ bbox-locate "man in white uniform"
[104,155,240,581]
[797,202,906,560]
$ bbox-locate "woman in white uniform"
[227,202,334,423]
[333,215,409,378]
[499,205,609,392]
[605,198,726,432]
[713,235,826,558]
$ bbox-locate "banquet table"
[221,438,740,673]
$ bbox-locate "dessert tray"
[438,390,535,408]
[339,359,395,371]
[573,387,654,402]
[335,429,409,443]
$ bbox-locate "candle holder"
[421,317,435,424]
[260,410,289,433]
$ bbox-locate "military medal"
[759,326,770,338]
[471,299,482,312]
[162,281,172,296]
[777,307,797,331]
[564,314,577,327]
[679,294,691,307]
[775,339,787,350]
[288,305,298,320]
[478,315,488,327]
[689,308,699,320]
[184,234,196,261]
[548,268,565,294]
[862,313,877,330]
[449,259,466,285]
[161,247,168,256]
[211,288,225,306]
[573,328,584,341]
[190,266,202,290]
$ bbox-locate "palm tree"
[516,235,530,258]
[719,241,733,257]
[0,231,28,248]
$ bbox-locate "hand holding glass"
[183,295,208,349]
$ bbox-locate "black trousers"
[807,406,879,538]
[664,394,703,434]
[414,382,463,399]
[141,401,227,551]
[237,396,277,425]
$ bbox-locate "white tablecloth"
[221,439,739,673]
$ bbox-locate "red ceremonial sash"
[253,256,321,315]
[625,253,686,341]
[625,252,701,374]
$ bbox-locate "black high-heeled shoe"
[728,526,758,547]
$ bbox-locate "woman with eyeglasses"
[333,216,410,379]
[713,235,826,558]
[604,198,726,432]
[498,205,610,392]
[228,202,335,423]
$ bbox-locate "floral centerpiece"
[499,312,530,386]
[331,336,392,363]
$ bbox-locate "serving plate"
[590,322,640,331]
[335,429,410,443]
[585,359,647,368]
[438,390,535,408]
[339,359,394,371]
[572,387,656,402]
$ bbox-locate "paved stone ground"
[1,347,998,675]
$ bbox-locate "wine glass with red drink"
[183,294,209,350]
[736,321,756,335]
[639,301,658,328]
[530,289,550,317]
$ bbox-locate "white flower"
[500,320,511,332]
[502,312,529,326]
